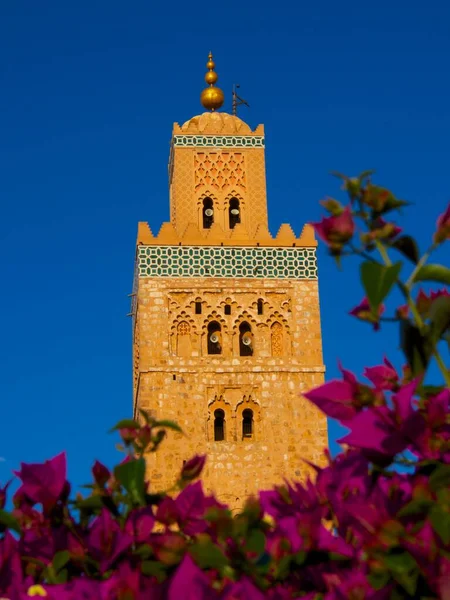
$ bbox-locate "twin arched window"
[213,408,254,442]
[202,197,241,230]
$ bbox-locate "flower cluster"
[0,174,449,599]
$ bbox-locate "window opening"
[229,198,241,229]
[257,299,263,315]
[239,322,253,357]
[195,301,202,314]
[242,409,253,438]
[203,198,214,229]
[207,321,222,355]
[224,304,231,315]
[214,409,225,441]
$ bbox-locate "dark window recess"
[172,374,176,381]
[239,322,253,357]
[203,198,214,229]
[207,321,222,355]
[242,409,253,438]
[195,301,202,314]
[229,198,241,229]
[214,409,225,441]
[257,299,263,315]
[224,304,231,315]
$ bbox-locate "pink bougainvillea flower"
[92,460,110,487]
[125,506,155,544]
[222,577,266,599]
[349,297,385,330]
[180,454,207,482]
[433,202,450,244]
[339,381,424,461]
[311,206,355,251]
[364,357,398,391]
[87,508,132,573]
[303,379,358,424]
[168,554,216,600]
[174,481,210,535]
[14,452,67,512]
[0,532,23,597]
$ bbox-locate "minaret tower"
[132,54,327,507]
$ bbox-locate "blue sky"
[1,1,449,492]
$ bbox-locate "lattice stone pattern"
[137,246,317,279]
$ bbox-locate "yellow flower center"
[27,585,48,597]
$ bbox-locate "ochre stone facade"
[132,109,327,508]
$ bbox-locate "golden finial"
[200,52,224,112]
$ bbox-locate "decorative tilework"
[137,246,317,280]
[173,135,265,148]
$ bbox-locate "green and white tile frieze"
[137,246,317,279]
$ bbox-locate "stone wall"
[134,276,327,508]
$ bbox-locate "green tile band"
[173,135,265,148]
[137,246,317,279]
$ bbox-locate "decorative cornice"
[172,135,265,148]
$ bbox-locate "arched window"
[242,409,253,438]
[214,409,225,441]
[229,198,241,229]
[257,299,264,315]
[239,322,253,357]
[271,322,283,357]
[202,198,214,229]
[207,321,222,355]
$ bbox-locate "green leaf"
[429,296,450,343]
[0,509,20,533]
[141,560,167,583]
[109,418,140,433]
[153,420,183,433]
[114,458,146,505]
[430,505,450,544]
[412,264,450,286]
[189,539,228,569]
[360,261,402,310]
[397,498,432,518]
[244,530,266,556]
[429,464,450,492]
[391,235,420,264]
[74,495,104,510]
[400,321,433,376]
[368,570,391,591]
[53,550,70,573]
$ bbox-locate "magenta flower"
[14,452,67,512]
[433,202,450,244]
[92,460,110,487]
[303,379,358,424]
[349,297,385,330]
[180,454,206,482]
[311,206,355,251]
[125,506,155,543]
[168,555,216,600]
[87,508,133,573]
[363,357,398,390]
[0,533,23,597]
[339,381,424,461]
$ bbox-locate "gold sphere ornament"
[200,52,224,111]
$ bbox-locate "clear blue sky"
[1,1,449,492]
